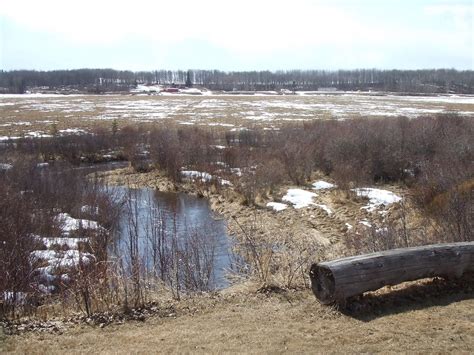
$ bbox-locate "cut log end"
[309,264,336,305]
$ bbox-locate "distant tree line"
[1,68,473,94]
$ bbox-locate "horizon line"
[1,67,472,73]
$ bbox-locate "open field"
[1,92,472,353]
[1,93,473,138]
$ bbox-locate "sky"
[0,0,472,71]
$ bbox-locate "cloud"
[0,0,416,50]
[1,0,472,70]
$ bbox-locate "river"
[111,185,232,290]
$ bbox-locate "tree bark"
[310,242,474,305]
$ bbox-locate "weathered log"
[310,242,474,304]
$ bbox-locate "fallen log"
[310,242,474,305]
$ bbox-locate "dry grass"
[2,277,473,354]
[1,94,473,352]
[1,94,473,136]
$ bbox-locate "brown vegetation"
[0,112,472,335]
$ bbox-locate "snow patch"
[59,128,88,135]
[0,136,21,141]
[312,180,336,190]
[38,237,89,249]
[2,292,27,305]
[352,188,402,212]
[230,168,242,176]
[81,205,99,215]
[179,88,203,95]
[266,202,288,211]
[55,213,100,234]
[316,204,332,215]
[0,163,13,170]
[181,170,232,186]
[282,189,317,209]
[32,250,94,270]
[220,179,232,186]
[25,131,53,138]
[181,170,213,182]
[359,220,372,228]
[131,84,163,93]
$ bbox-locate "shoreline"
[94,166,411,276]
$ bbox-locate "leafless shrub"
[149,128,183,182]
[0,185,39,318]
[177,223,218,292]
[276,234,320,289]
[229,215,320,288]
[229,216,275,285]
[279,128,314,185]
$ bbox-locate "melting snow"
[181,170,213,182]
[59,128,88,135]
[39,237,89,249]
[2,292,27,305]
[0,136,21,141]
[1,94,473,128]
[55,213,100,234]
[132,84,163,93]
[230,168,242,176]
[25,131,53,138]
[352,188,402,212]
[181,170,232,186]
[316,204,332,215]
[0,163,13,170]
[81,205,99,215]
[312,180,336,190]
[32,250,94,272]
[220,179,232,186]
[25,213,102,294]
[267,202,288,211]
[282,189,317,209]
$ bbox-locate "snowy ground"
[181,170,232,186]
[28,212,101,294]
[352,187,402,212]
[0,93,472,136]
[267,182,402,237]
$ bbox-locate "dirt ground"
[3,277,473,354]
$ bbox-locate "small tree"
[185,70,193,88]
[111,119,118,137]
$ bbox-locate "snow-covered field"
[0,93,472,136]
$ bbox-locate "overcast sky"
[0,0,472,71]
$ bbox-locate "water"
[111,186,232,290]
